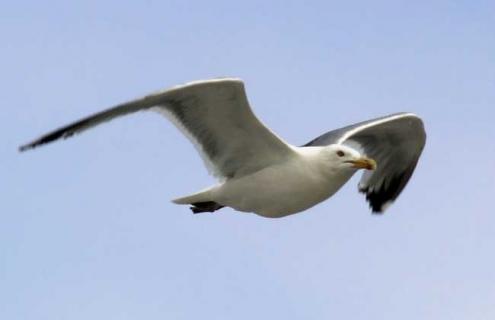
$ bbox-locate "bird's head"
[323,144,377,171]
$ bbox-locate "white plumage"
[20,78,426,217]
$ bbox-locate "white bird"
[20,78,426,218]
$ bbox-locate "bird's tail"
[171,188,213,205]
[172,187,225,214]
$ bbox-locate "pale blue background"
[2,1,495,319]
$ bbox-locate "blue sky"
[2,1,495,319]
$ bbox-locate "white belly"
[211,159,354,218]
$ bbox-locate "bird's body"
[177,146,356,218]
[20,78,426,217]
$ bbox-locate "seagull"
[20,78,426,218]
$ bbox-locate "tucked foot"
[190,201,225,214]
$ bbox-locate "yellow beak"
[347,157,377,170]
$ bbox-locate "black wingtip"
[18,143,32,152]
[369,200,385,214]
[18,127,74,153]
[18,139,42,152]
[371,208,385,215]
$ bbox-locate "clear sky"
[2,1,495,319]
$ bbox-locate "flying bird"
[20,78,426,218]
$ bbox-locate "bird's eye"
[336,150,345,157]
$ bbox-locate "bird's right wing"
[20,78,295,179]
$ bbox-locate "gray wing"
[304,113,426,213]
[19,78,294,179]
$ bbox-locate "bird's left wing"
[304,113,426,213]
[19,78,295,179]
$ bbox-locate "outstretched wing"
[304,113,426,213]
[20,78,294,179]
